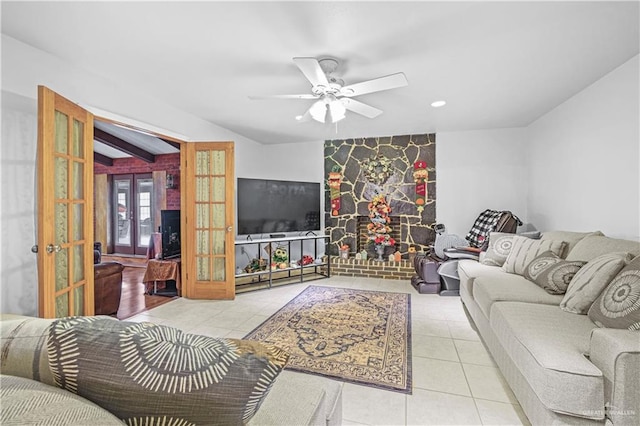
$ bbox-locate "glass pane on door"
[115,179,132,246]
[137,178,153,247]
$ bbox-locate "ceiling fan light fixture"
[309,99,328,122]
[309,95,346,124]
[328,99,346,123]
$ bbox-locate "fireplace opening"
[356,215,401,253]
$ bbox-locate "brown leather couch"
[94,262,124,316]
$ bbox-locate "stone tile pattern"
[324,134,436,257]
[331,256,414,281]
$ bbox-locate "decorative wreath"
[362,154,393,185]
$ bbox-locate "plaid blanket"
[465,209,504,248]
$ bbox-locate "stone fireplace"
[324,133,436,257]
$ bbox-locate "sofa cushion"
[490,302,603,420]
[473,274,563,319]
[523,250,586,295]
[560,252,631,314]
[541,230,604,258]
[502,236,566,276]
[47,317,289,425]
[458,260,507,298]
[0,374,123,425]
[566,235,640,262]
[588,255,640,330]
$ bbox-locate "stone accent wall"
[330,256,414,281]
[324,134,436,256]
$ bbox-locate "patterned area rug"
[244,285,412,393]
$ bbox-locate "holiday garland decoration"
[328,166,343,216]
[413,161,428,212]
[367,195,396,246]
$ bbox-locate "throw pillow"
[523,251,586,295]
[560,252,632,314]
[481,232,541,267]
[481,232,516,267]
[47,317,289,425]
[502,236,566,276]
[588,255,640,330]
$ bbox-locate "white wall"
[526,55,639,240]
[0,92,39,315]
[239,140,324,182]
[436,128,529,237]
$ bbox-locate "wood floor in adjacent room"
[116,265,177,320]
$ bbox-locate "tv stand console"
[234,234,330,292]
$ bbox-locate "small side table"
[143,258,181,296]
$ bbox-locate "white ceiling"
[2,1,638,145]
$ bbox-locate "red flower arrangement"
[367,195,396,247]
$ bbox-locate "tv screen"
[237,178,321,235]
[160,210,181,259]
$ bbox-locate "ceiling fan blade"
[293,57,330,87]
[340,72,408,97]
[341,98,383,119]
[249,94,318,100]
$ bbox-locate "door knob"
[46,244,62,254]
[227,226,232,232]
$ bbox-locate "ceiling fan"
[249,57,408,124]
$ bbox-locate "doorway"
[113,173,154,256]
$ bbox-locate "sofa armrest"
[0,316,57,386]
[589,328,640,425]
[249,371,342,426]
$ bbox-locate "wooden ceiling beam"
[160,138,182,151]
[94,128,156,163]
[94,152,114,166]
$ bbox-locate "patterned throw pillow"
[481,232,541,267]
[560,252,632,314]
[502,236,566,276]
[47,317,289,425]
[481,232,517,267]
[588,255,640,330]
[523,251,586,295]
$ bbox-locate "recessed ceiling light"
[295,115,303,121]
[431,100,446,108]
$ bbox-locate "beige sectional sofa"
[0,315,343,425]
[458,231,640,425]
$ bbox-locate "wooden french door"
[182,142,235,299]
[37,86,95,317]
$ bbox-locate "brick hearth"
[330,256,414,281]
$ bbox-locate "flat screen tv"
[160,210,181,259]
[237,178,321,235]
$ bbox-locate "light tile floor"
[128,276,531,426]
